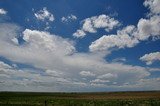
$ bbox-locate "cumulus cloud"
[82,18,96,33]
[73,29,86,38]
[61,14,77,23]
[34,7,54,30]
[0,8,7,15]
[140,52,160,65]
[23,29,75,55]
[89,15,160,52]
[0,23,156,91]
[0,23,75,71]
[0,0,160,91]
[73,14,120,38]
[34,7,54,22]
[92,14,120,32]
[136,15,160,40]
[89,25,139,52]
[144,0,160,15]
[89,0,160,53]
[135,0,160,41]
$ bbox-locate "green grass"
[0,91,160,106]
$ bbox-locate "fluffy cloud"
[82,18,96,33]
[89,25,139,52]
[0,0,160,91]
[136,0,160,41]
[144,0,160,15]
[23,29,75,55]
[73,29,86,38]
[0,23,156,91]
[89,0,160,53]
[61,14,77,23]
[89,15,160,52]
[140,52,160,65]
[92,14,120,32]
[136,15,160,40]
[73,14,119,38]
[0,8,7,15]
[0,23,75,71]
[34,7,54,22]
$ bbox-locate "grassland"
[0,91,160,106]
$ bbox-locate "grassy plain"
[0,91,160,106]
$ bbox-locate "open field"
[0,91,160,106]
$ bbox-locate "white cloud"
[135,0,160,41]
[0,23,155,91]
[0,8,7,15]
[97,73,117,79]
[0,61,88,91]
[34,7,54,22]
[144,0,160,15]
[61,14,77,23]
[136,15,160,40]
[0,24,75,70]
[89,25,139,52]
[23,29,75,55]
[89,0,160,53]
[79,71,95,77]
[140,52,160,65]
[34,7,54,30]
[73,14,120,38]
[92,14,120,32]
[0,0,160,91]
[73,29,86,38]
[82,18,96,33]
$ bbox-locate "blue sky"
[0,0,160,92]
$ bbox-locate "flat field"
[0,91,160,106]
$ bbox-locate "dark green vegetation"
[0,91,160,106]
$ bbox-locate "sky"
[0,0,160,92]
